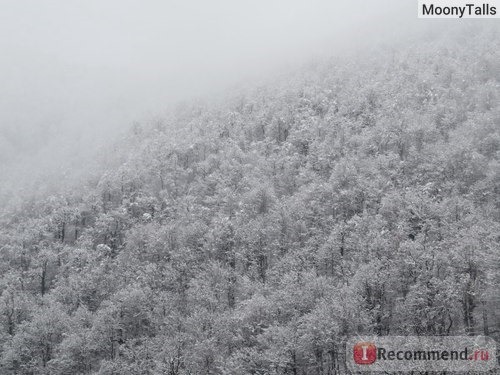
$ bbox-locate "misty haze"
[0,1,499,374]
[0,0,406,207]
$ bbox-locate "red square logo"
[353,342,377,364]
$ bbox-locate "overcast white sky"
[0,0,414,204]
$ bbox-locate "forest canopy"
[0,24,499,374]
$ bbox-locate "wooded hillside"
[0,25,499,374]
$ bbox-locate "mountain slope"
[0,25,499,374]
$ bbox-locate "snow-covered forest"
[0,20,499,374]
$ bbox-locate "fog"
[0,0,414,207]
